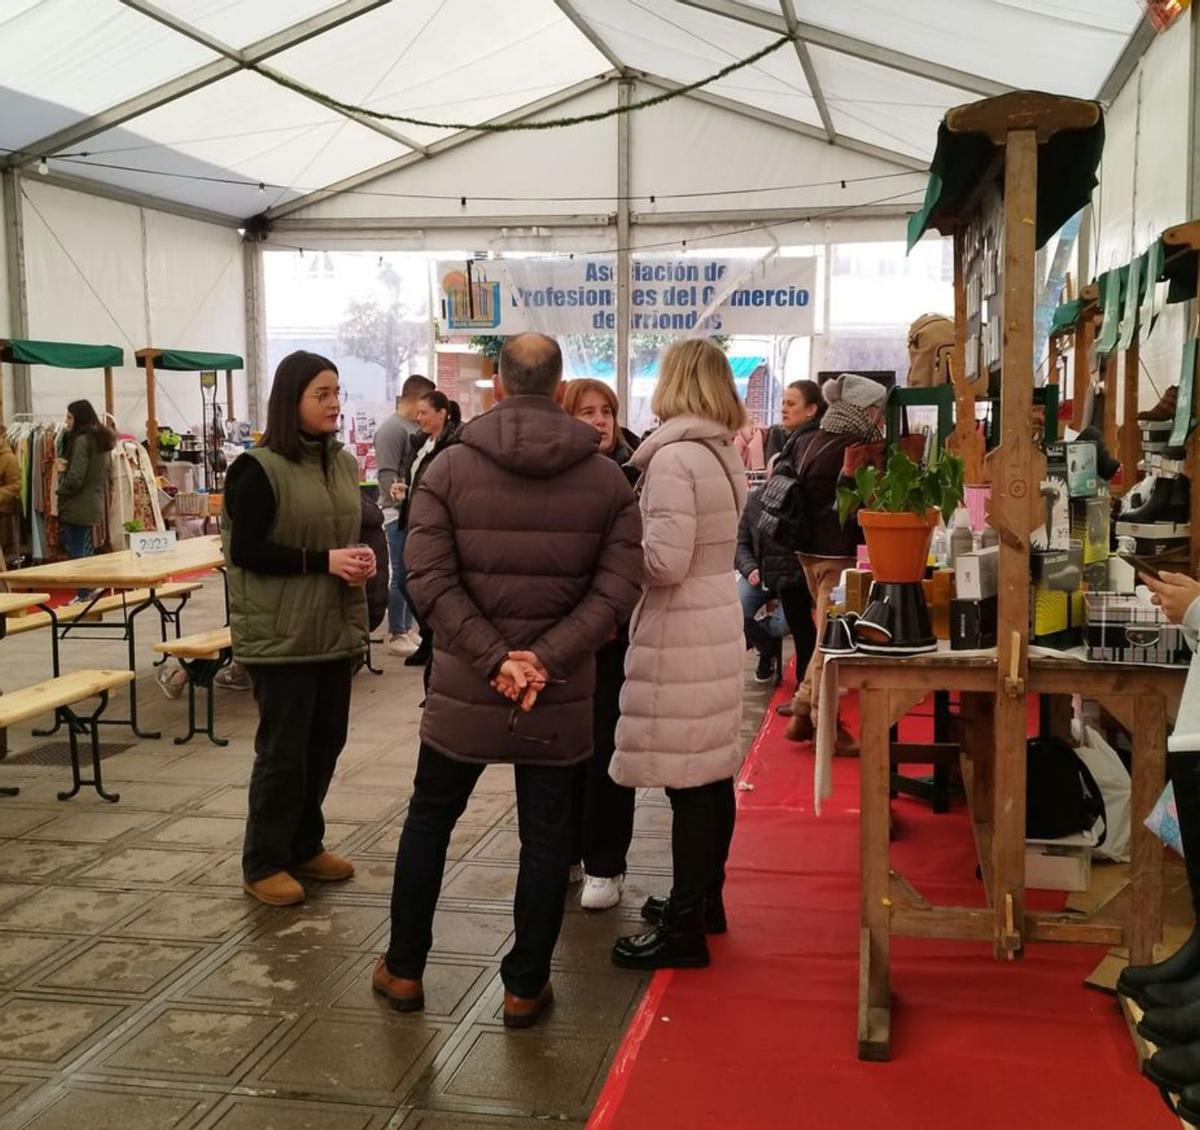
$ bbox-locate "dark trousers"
[571,642,636,878]
[387,742,574,998]
[666,777,736,907]
[242,658,353,882]
[778,583,816,682]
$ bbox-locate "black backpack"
[757,431,837,551]
[1025,737,1107,844]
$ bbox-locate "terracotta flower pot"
[858,508,940,584]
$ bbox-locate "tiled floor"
[0,584,773,1128]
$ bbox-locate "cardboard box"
[954,545,998,600]
[1031,546,1082,593]
[950,595,997,650]
[1065,441,1098,498]
[844,569,874,616]
[1025,837,1093,892]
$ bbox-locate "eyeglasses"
[507,677,567,745]
[305,388,343,404]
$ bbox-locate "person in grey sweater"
[375,374,435,656]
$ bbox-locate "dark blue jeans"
[59,522,94,599]
[386,742,574,998]
[385,520,414,636]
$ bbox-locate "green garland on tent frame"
[250,35,792,133]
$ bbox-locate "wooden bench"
[0,669,134,802]
[154,628,234,746]
[3,582,203,636]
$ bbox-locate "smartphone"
[1119,552,1162,581]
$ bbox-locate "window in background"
[822,238,953,381]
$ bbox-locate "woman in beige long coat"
[610,338,747,972]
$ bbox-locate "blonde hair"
[651,338,746,431]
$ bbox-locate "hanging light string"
[248,35,793,133]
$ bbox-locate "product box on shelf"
[1070,496,1110,564]
[954,545,998,600]
[950,595,997,650]
[1031,469,1070,551]
[1031,544,1083,593]
[844,569,874,616]
[1082,592,1192,666]
[1025,835,1093,892]
[1065,442,1098,498]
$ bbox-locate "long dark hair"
[259,350,338,461]
[67,399,115,453]
[419,390,462,435]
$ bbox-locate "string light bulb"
[257,182,265,197]
[37,158,48,176]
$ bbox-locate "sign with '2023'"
[437,256,816,336]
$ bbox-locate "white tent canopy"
[0,0,1147,229]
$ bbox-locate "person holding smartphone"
[222,350,374,908]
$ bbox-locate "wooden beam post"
[103,366,114,421]
[225,368,234,419]
[1101,348,1119,457]
[948,229,987,484]
[1116,337,1141,497]
[991,127,1039,960]
[1071,317,1093,432]
[144,353,159,470]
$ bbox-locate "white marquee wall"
[16,181,247,436]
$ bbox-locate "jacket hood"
[631,414,732,471]
[459,396,601,478]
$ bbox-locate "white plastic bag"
[1073,724,1132,863]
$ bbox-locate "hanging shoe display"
[1139,384,1179,422]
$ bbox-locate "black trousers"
[666,777,736,907]
[242,658,354,882]
[570,643,636,878]
[778,583,816,682]
[387,742,574,998]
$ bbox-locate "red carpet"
[589,687,1176,1130]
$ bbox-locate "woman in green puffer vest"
[222,351,374,908]
[57,399,115,564]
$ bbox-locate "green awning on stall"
[907,108,1104,251]
[146,349,244,371]
[1048,298,1087,338]
[0,339,123,368]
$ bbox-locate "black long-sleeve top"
[223,455,330,576]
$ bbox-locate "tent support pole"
[2,170,30,416]
[103,367,114,419]
[225,369,234,419]
[243,239,267,428]
[616,79,632,426]
[145,354,159,469]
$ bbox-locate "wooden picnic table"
[2,536,225,738]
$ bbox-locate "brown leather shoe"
[784,713,814,743]
[243,871,305,906]
[1138,385,1178,422]
[775,703,794,717]
[371,956,424,1012]
[503,983,554,1029]
[834,725,860,757]
[291,851,355,882]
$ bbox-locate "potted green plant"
[836,448,965,583]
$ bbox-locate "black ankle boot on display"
[1179,1084,1200,1126]
[1075,426,1121,482]
[613,897,710,970]
[1120,475,1179,526]
[1144,1039,1200,1092]
[1138,998,1200,1047]
[1119,754,1200,1007]
[641,892,728,935]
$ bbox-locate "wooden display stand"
[854,91,1185,1062]
[135,348,242,470]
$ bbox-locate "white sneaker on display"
[387,630,419,658]
[568,864,585,885]
[581,874,623,911]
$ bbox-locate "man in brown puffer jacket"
[374,333,644,1028]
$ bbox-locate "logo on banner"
[442,268,501,330]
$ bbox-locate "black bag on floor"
[1026,736,1107,844]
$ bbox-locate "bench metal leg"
[364,636,383,676]
[174,652,231,747]
[57,692,119,803]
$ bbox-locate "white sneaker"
[387,630,419,658]
[581,874,623,911]
[155,665,186,700]
[568,864,585,885]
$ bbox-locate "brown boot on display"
[785,713,815,743]
[371,957,425,1012]
[291,851,356,882]
[1138,385,1179,422]
[243,872,305,906]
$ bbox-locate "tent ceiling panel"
[279,83,619,222]
[147,0,349,49]
[736,0,1140,95]
[270,0,612,149]
[60,71,406,215]
[0,0,217,151]
[571,0,823,129]
[629,82,927,222]
[809,48,975,160]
